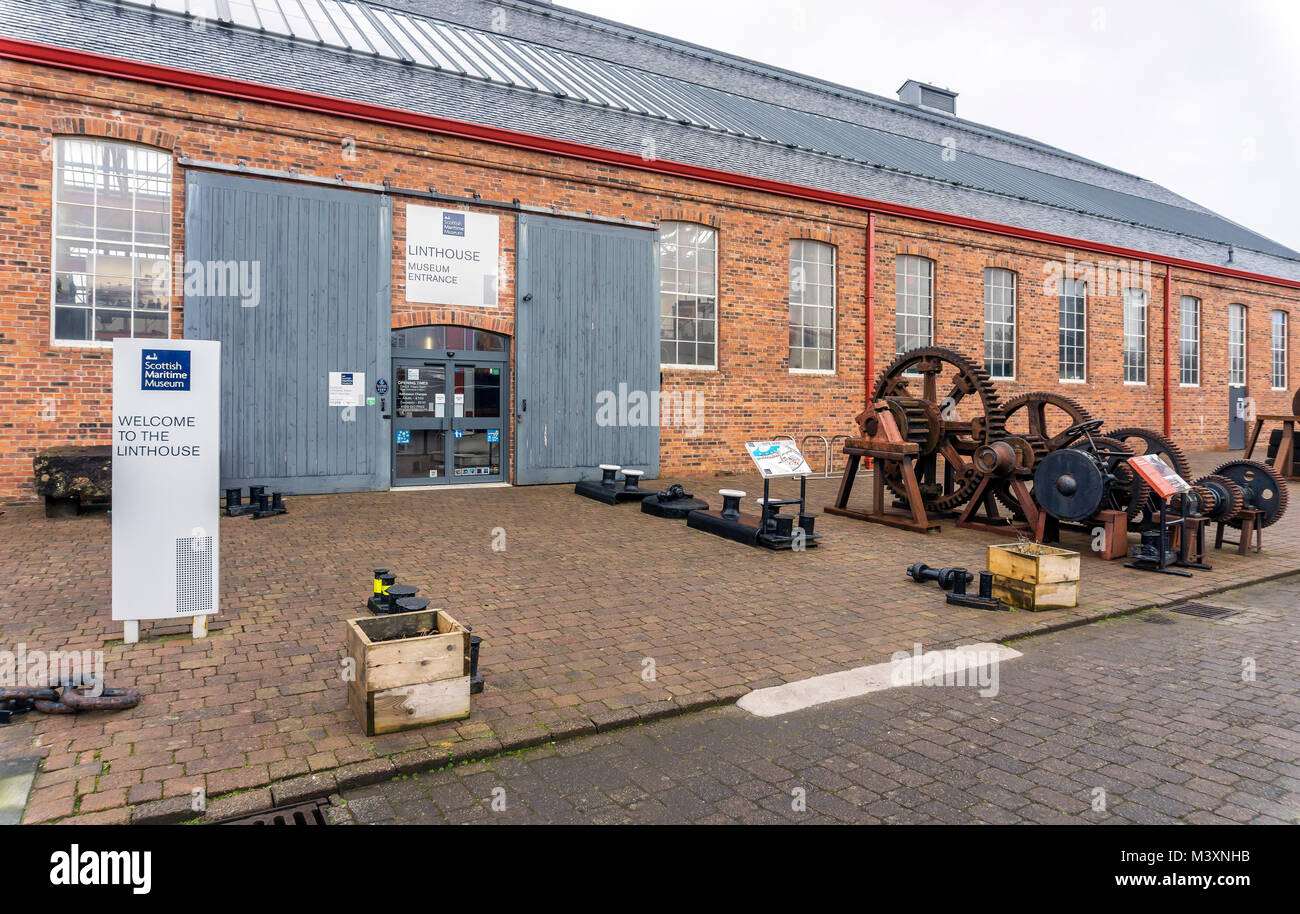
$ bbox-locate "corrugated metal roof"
[18,0,1300,262]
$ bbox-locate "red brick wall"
[2,61,1298,501]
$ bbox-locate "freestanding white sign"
[111,339,221,642]
[405,204,499,307]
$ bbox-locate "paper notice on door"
[435,392,445,418]
[328,371,365,407]
[454,392,465,418]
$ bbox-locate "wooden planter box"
[987,543,1081,611]
[345,609,471,735]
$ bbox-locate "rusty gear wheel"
[1188,474,1245,521]
[1105,427,1193,479]
[1210,459,1290,528]
[1002,392,1093,451]
[872,346,1006,513]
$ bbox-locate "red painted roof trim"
[5,36,1299,291]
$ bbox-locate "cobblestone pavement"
[336,575,1300,824]
[2,449,1297,822]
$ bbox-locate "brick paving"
[337,574,1300,824]
[0,449,1296,823]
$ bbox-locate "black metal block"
[641,483,709,518]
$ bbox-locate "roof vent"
[898,80,957,115]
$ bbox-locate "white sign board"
[328,371,365,407]
[112,339,221,623]
[405,204,499,307]
[745,440,814,477]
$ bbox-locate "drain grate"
[219,798,330,826]
[1167,603,1241,620]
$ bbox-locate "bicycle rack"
[801,434,830,478]
[828,433,851,475]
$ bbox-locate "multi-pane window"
[788,240,836,372]
[658,222,717,368]
[1058,277,1087,381]
[1271,310,1288,390]
[1179,295,1200,386]
[1122,288,1148,383]
[1229,303,1247,386]
[983,268,1016,380]
[895,256,933,354]
[53,138,171,342]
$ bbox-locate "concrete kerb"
[131,687,748,824]
[123,568,1300,825]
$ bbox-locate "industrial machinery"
[957,434,1048,537]
[1104,427,1192,531]
[824,345,1287,569]
[1208,459,1289,528]
[826,346,1006,532]
[1002,391,1093,450]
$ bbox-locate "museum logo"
[442,212,466,237]
[141,349,191,392]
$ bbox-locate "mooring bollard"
[599,464,621,486]
[270,492,286,511]
[225,488,242,510]
[622,469,644,491]
[719,489,746,520]
[946,569,1007,611]
[395,596,429,614]
[383,584,418,614]
[366,570,396,613]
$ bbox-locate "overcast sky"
[560,0,1300,254]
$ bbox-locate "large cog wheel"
[1211,459,1290,528]
[872,346,1006,513]
[1002,392,1093,451]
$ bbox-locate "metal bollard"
[469,634,484,694]
[599,464,621,486]
[719,489,746,520]
[905,563,973,590]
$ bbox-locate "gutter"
[4,36,1300,292]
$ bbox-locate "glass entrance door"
[390,326,510,487]
[393,360,449,485]
[449,362,505,481]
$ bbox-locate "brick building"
[3,0,1299,502]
